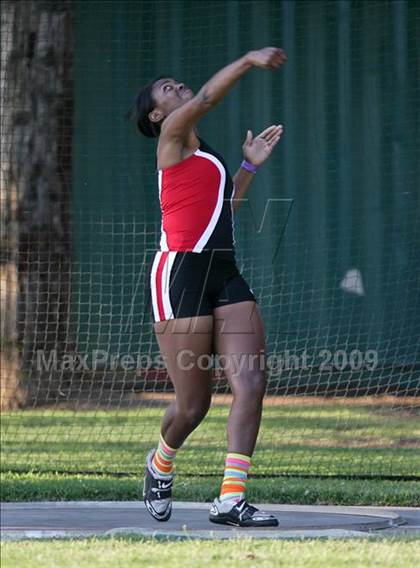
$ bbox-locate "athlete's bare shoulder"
[157,133,200,170]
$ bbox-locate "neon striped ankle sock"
[151,434,177,477]
[219,452,251,502]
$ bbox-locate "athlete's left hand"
[242,124,284,166]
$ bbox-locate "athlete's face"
[149,78,194,125]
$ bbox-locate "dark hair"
[124,75,167,138]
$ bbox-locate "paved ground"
[1,502,419,541]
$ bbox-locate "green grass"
[2,401,419,477]
[2,537,420,568]
[2,472,419,506]
[2,399,419,504]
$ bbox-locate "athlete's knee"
[233,371,267,401]
[178,393,212,428]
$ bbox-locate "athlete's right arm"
[160,47,287,141]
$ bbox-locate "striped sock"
[151,434,177,477]
[219,452,251,503]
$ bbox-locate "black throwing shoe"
[143,449,173,522]
[209,497,279,527]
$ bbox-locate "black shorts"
[149,250,257,322]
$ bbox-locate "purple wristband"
[241,159,258,174]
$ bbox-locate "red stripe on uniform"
[156,252,168,321]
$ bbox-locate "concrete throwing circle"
[1,501,407,541]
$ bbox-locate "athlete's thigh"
[154,315,214,401]
[213,300,266,379]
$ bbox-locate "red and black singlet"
[149,138,257,322]
[157,137,236,260]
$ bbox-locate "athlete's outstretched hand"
[242,124,284,166]
[246,48,287,70]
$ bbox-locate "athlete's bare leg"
[213,301,267,456]
[153,314,214,449]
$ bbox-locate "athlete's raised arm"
[160,48,287,141]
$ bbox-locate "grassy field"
[2,537,420,568]
[2,470,419,505]
[2,396,419,505]
[3,396,419,475]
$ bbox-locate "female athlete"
[126,47,286,527]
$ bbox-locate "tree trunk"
[1,0,74,408]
